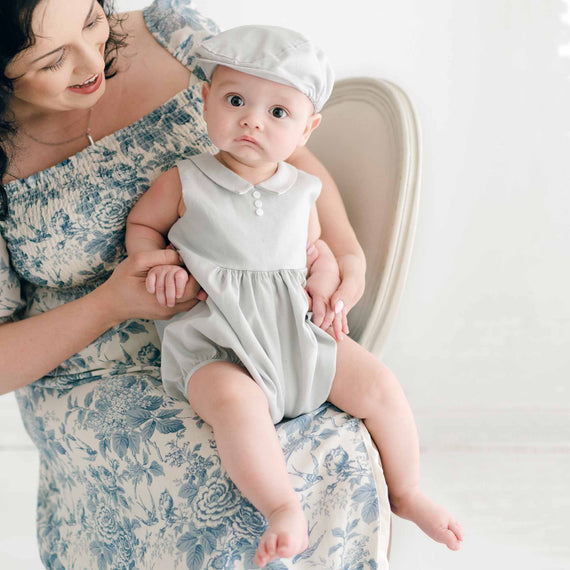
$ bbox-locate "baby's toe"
[276,533,293,557]
[253,550,267,568]
[265,533,278,556]
[254,533,278,567]
[442,527,461,551]
[449,518,465,542]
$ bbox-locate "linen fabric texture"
[0,1,389,567]
[157,153,337,423]
[194,25,335,112]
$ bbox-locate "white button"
[252,190,261,198]
[254,200,263,208]
[255,208,264,216]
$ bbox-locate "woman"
[0,0,389,567]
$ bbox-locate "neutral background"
[1,1,569,568]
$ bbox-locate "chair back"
[308,78,421,355]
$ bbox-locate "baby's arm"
[126,168,189,307]
[126,167,184,254]
[305,205,347,341]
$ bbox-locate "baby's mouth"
[237,136,259,146]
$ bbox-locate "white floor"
[390,449,570,570]
[1,394,569,569]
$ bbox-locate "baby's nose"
[239,111,263,130]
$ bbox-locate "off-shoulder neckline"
[6,4,196,190]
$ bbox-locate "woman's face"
[6,0,110,114]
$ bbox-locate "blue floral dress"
[0,1,390,568]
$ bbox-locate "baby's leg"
[187,362,308,567]
[329,338,464,550]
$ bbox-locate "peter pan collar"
[189,153,298,195]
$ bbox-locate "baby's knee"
[364,359,401,409]
[192,368,267,420]
[214,380,259,411]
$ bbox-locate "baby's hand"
[306,240,348,341]
[146,264,189,308]
[306,269,347,342]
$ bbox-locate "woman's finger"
[331,281,356,315]
[156,297,200,319]
[176,274,203,303]
[132,249,182,274]
[342,308,349,335]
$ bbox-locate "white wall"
[122,0,570,420]
[2,0,567,439]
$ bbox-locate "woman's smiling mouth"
[68,73,103,94]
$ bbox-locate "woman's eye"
[43,51,66,72]
[227,95,244,107]
[85,14,104,29]
[270,107,288,119]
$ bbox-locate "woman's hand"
[329,253,366,334]
[100,249,203,324]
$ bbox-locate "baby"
[126,25,464,567]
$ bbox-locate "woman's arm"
[0,249,199,395]
[288,146,366,314]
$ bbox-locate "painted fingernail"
[334,300,344,314]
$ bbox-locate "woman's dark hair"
[0,0,127,220]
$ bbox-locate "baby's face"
[202,66,320,167]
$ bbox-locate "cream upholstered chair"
[308,78,421,356]
[309,78,421,559]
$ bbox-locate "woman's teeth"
[72,75,98,88]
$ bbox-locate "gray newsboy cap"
[194,25,334,112]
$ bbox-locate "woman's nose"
[72,40,106,79]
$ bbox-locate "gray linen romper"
[157,153,337,423]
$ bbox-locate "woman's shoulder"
[135,0,219,69]
[108,1,219,115]
[114,0,219,94]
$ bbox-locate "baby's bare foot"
[392,488,465,550]
[253,503,308,567]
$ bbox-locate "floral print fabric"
[0,1,390,567]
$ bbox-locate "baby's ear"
[201,82,211,112]
[299,113,322,146]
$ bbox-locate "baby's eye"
[227,95,244,107]
[270,107,288,119]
